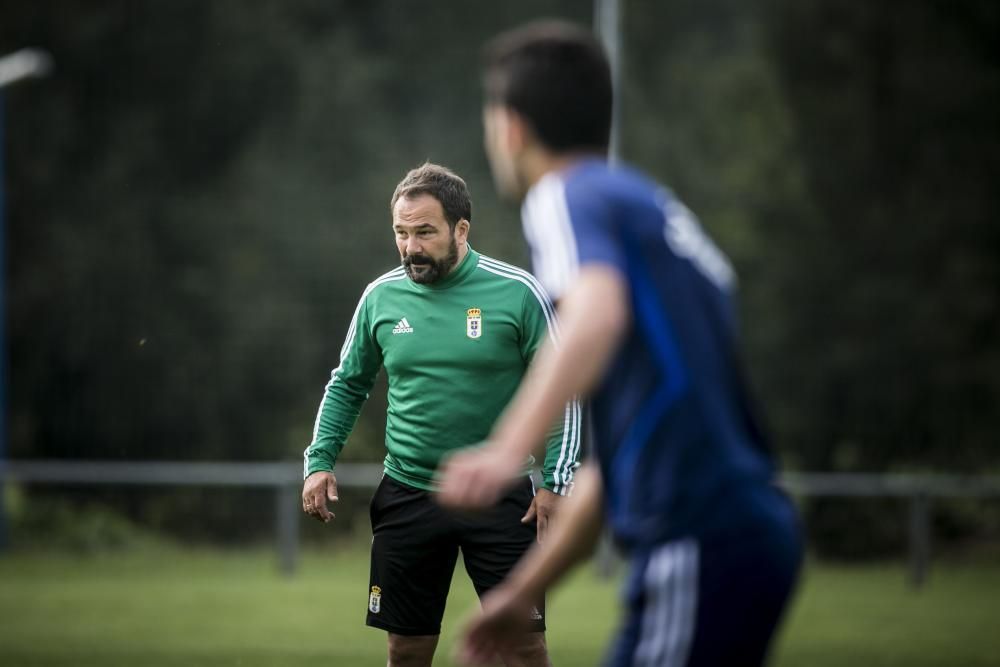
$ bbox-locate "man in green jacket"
[302,163,580,667]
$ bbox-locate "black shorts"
[366,474,546,636]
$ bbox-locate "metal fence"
[3,460,999,587]
[0,460,382,575]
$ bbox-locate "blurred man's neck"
[521,147,607,192]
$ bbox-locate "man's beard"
[402,236,459,284]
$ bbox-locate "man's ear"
[455,219,471,244]
[488,104,529,154]
[505,108,530,154]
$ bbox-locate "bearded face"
[402,234,459,284]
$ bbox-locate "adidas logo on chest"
[392,317,414,335]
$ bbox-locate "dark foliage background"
[2,0,997,554]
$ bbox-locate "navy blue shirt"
[522,159,791,551]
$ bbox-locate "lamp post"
[593,0,623,577]
[0,48,53,550]
[595,0,623,164]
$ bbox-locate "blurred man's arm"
[438,264,629,508]
[516,280,583,541]
[456,463,605,666]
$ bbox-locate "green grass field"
[1,545,998,666]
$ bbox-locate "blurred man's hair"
[390,163,472,230]
[483,20,612,154]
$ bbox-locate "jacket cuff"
[304,449,336,480]
[540,475,572,496]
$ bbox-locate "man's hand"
[520,488,561,543]
[302,471,338,523]
[454,584,533,666]
[437,443,523,510]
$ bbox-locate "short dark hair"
[483,20,612,154]
[390,163,472,229]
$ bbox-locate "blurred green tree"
[2,0,996,549]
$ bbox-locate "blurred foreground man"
[303,163,580,667]
[439,22,802,667]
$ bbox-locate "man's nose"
[405,237,422,255]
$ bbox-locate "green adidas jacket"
[305,247,581,494]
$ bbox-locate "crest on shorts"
[466,308,482,339]
[369,585,381,614]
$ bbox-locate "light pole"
[595,0,623,164]
[0,48,53,550]
[593,0,623,577]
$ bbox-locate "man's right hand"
[302,471,339,523]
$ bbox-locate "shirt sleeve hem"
[304,461,335,480]
[540,476,572,496]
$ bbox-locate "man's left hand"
[520,488,561,543]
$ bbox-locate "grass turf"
[1,545,998,666]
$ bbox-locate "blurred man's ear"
[487,105,526,155]
[505,108,529,154]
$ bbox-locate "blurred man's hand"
[455,583,532,666]
[437,444,523,510]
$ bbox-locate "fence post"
[908,491,930,589]
[595,528,616,578]
[275,483,300,576]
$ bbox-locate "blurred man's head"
[390,163,472,284]
[482,21,612,198]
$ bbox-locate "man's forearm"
[306,383,367,476]
[492,266,629,460]
[541,398,582,495]
[304,443,338,476]
[502,463,605,600]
